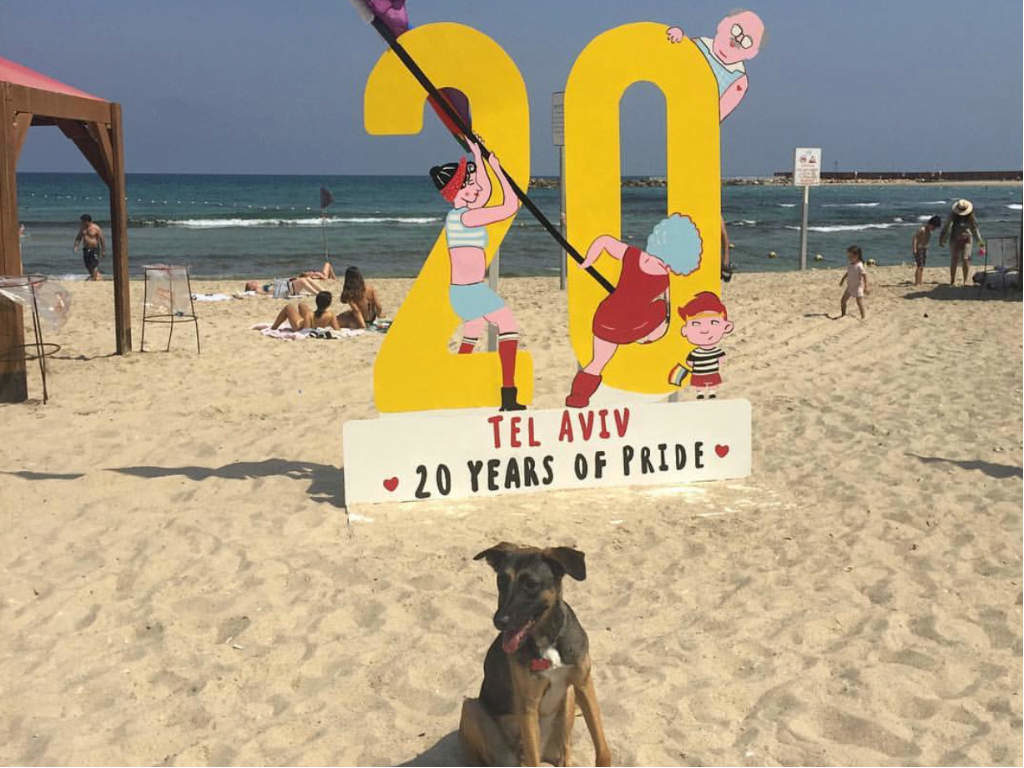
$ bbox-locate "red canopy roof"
[0,55,105,102]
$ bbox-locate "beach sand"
[1,266,1021,766]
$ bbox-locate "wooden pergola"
[0,55,130,403]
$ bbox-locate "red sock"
[458,336,477,354]
[498,336,518,387]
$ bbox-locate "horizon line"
[16,169,1024,178]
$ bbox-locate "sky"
[2,0,1022,177]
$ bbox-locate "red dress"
[592,246,669,344]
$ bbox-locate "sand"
[1,266,1021,766]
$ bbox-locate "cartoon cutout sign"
[430,139,525,411]
[566,214,703,408]
[345,18,755,504]
[666,10,764,121]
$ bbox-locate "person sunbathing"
[270,291,340,331]
[336,266,384,329]
[243,275,326,296]
[298,261,337,280]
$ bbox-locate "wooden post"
[0,83,28,402]
[108,103,130,353]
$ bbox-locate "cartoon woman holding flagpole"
[430,139,525,411]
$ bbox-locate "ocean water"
[15,172,1022,280]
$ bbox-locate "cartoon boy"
[670,292,734,399]
[565,214,702,408]
[666,10,765,121]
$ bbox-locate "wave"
[778,203,797,208]
[920,200,947,205]
[1008,203,1022,210]
[821,202,880,208]
[784,222,901,233]
[141,215,440,228]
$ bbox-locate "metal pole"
[799,184,809,270]
[558,146,567,291]
[487,248,499,351]
[354,12,614,293]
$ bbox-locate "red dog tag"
[530,658,551,672]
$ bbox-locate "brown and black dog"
[459,542,611,766]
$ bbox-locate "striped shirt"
[686,346,724,375]
[446,207,488,248]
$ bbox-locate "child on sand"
[839,245,868,319]
[912,216,942,286]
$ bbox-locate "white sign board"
[343,400,751,504]
[794,147,822,186]
[552,92,565,147]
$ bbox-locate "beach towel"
[192,293,233,302]
[251,323,312,340]
[251,323,367,340]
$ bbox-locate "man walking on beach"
[73,214,105,280]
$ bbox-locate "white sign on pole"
[343,400,752,504]
[794,147,822,186]
[552,92,565,147]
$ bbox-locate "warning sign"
[793,147,822,186]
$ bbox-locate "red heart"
[383,477,399,492]
[714,444,729,458]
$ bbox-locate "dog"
[459,542,611,766]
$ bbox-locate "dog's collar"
[528,603,567,672]
[530,646,563,672]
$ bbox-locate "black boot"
[500,386,526,411]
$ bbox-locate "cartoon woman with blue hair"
[565,213,703,408]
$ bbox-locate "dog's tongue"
[502,621,533,653]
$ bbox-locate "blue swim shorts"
[449,282,506,321]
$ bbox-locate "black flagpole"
[348,1,614,294]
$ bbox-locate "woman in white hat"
[939,199,983,286]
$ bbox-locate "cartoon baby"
[669,292,734,400]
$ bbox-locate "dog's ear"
[543,547,586,581]
[473,542,519,571]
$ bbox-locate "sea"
[15,173,1023,280]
